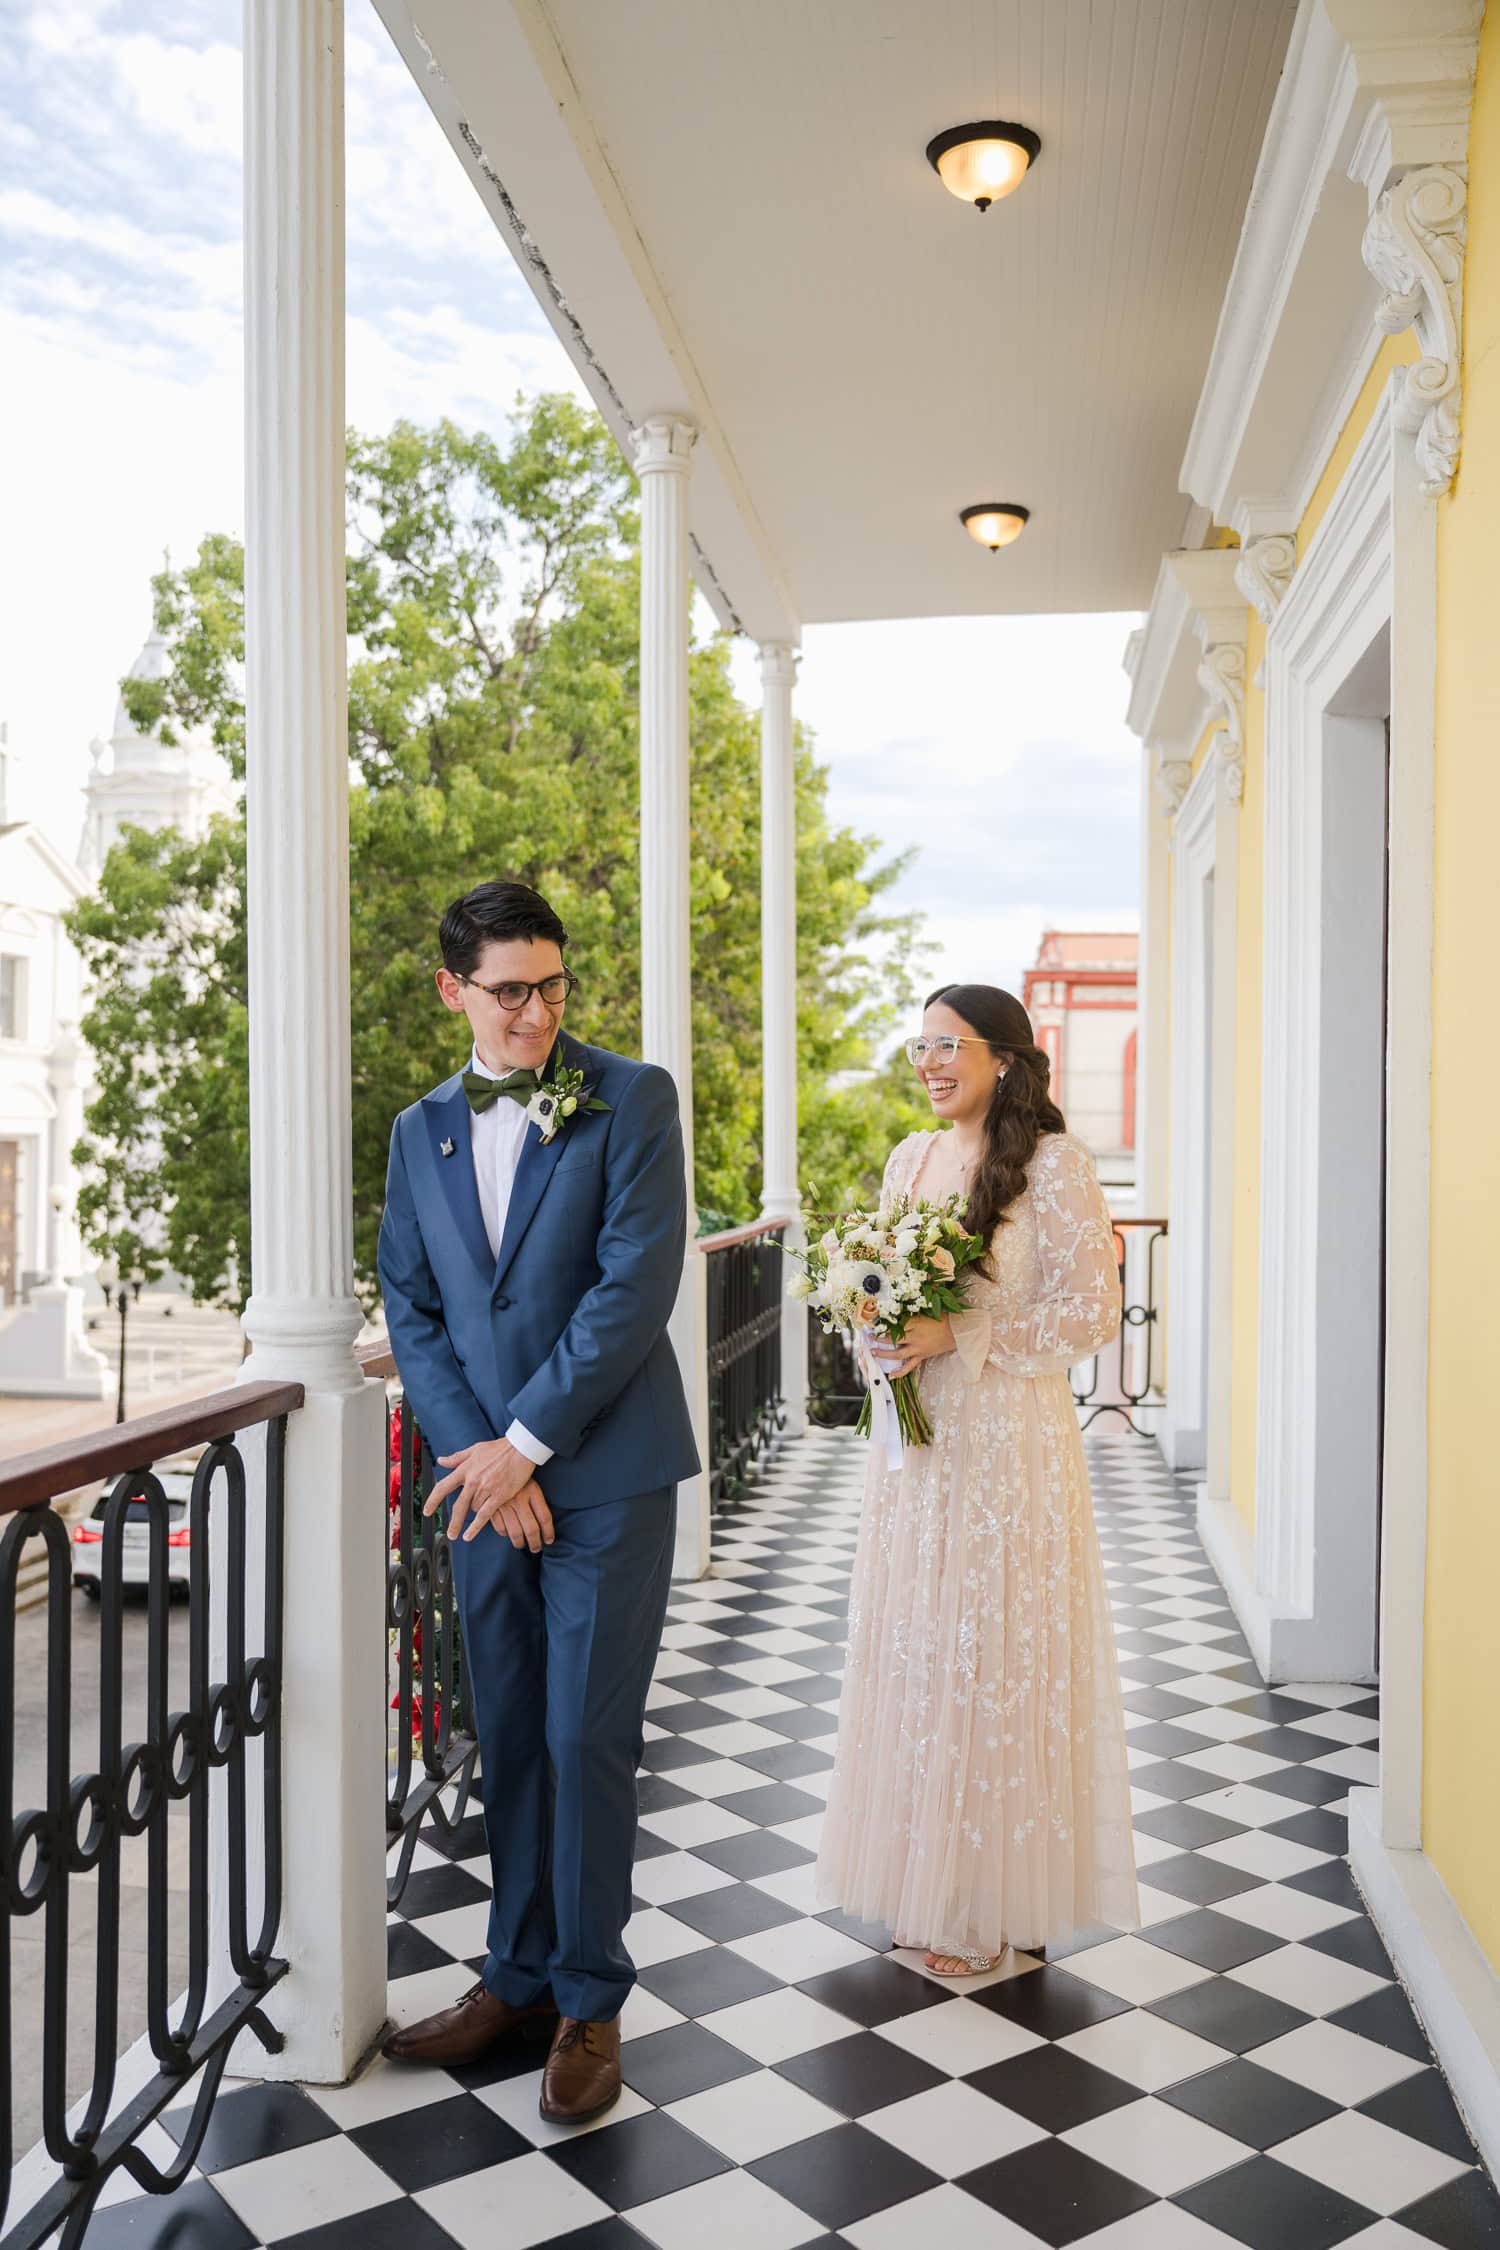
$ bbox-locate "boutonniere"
[527,1060,610,1145]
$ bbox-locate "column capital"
[1234,533,1298,627]
[757,641,801,687]
[630,415,698,477]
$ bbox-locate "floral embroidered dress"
[818,1128,1140,1956]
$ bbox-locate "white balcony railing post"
[757,642,807,1437]
[632,415,711,1578]
[235,0,387,2082]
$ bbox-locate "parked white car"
[72,1466,195,1600]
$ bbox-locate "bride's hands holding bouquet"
[870,1314,955,1382]
[785,1189,986,1451]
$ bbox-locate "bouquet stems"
[855,1368,934,1449]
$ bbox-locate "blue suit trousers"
[451,1484,677,2024]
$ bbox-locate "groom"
[377,879,699,2121]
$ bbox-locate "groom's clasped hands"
[423,1435,556,1553]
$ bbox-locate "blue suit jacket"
[377,1030,700,1509]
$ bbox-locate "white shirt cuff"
[505,1417,554,1466]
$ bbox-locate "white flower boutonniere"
[527,1060,610,1145]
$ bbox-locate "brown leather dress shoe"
[383,1979,559,2065]
[539,2015,622,2122]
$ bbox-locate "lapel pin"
[440,1137,455,1158]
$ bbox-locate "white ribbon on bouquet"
[857,1330,905,1474]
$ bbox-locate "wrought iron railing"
[807,1215,1169,1437]
[0,1383,296,2250]
[700,1220,787,1506]
[1073,1218,1168,1434]
[357,1345,479,1912]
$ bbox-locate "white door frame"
[1254,379,1435,1788]
[1164,758,1220,1472]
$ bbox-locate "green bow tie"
[462,1067,541,1116]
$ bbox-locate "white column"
[758,643,807,1438]
[236,0,387,2082]
[631,415,711,1578]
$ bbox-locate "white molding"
[1126,548,1244,769]
[1251,374,1434,1712]
[1182,0,1479,530]
[1163,758,1218,1472]
[1350,1790,1500,2181]
[1135,744,1171,1220]
[1197,1486,1273,1678]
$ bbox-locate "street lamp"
[96,1254,145,1424]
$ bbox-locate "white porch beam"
[757,642,806,1439]
[633,415,711,1577]
[238,0,387,2081]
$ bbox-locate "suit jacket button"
[494,1294,510,1309]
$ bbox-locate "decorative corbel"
[1234,533,1297,627]
[1199,640,1248,806]
[1155,757,1192,818]
[1363,164,1467,495]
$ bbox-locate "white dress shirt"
[467,1045,554,1467]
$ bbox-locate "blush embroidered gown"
[818,1128,1141,1957]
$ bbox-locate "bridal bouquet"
[787,1192,987,1455]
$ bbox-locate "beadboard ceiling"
[378,0,1297,635]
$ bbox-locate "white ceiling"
[379,0,1297,633]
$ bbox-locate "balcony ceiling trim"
[1181,0,1482,532]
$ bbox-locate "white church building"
[0,623,231,1394]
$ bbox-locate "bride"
[817,981,1140,1973]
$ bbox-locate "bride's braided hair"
[925,983,1066,1254]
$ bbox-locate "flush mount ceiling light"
[960,503,1030,552]
[926,120,1041,211]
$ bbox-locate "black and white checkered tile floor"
[87,1427,1499,2248]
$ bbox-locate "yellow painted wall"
[1299,333,1420,559]
[1187,715,1220,783]
[1423,13,1500,1965]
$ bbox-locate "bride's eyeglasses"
[904,1034,990,1066]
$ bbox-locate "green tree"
[69,399,928,1309]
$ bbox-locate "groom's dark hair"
[439,880,570,977]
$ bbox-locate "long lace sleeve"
[990,1135,1122,1377]
[877,1132,927,1221]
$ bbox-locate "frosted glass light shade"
[960,504,1030,551]
[926,121,1041,211]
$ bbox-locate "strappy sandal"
[923,1945,1003,1976]
[922,1941,1049,1975]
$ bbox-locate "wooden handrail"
[696,1218,789,1254]
[0,1379,305,1517]
[356,1339,397,1380]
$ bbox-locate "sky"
[1,0,1141,1005]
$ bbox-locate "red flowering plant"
[386,1397,456,1755]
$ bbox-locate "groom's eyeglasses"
[459,968,578,1011]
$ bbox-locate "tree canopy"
[68,397,929,1309]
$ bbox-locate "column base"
[241,1291,366,1392]
[221,1378,390,2082]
